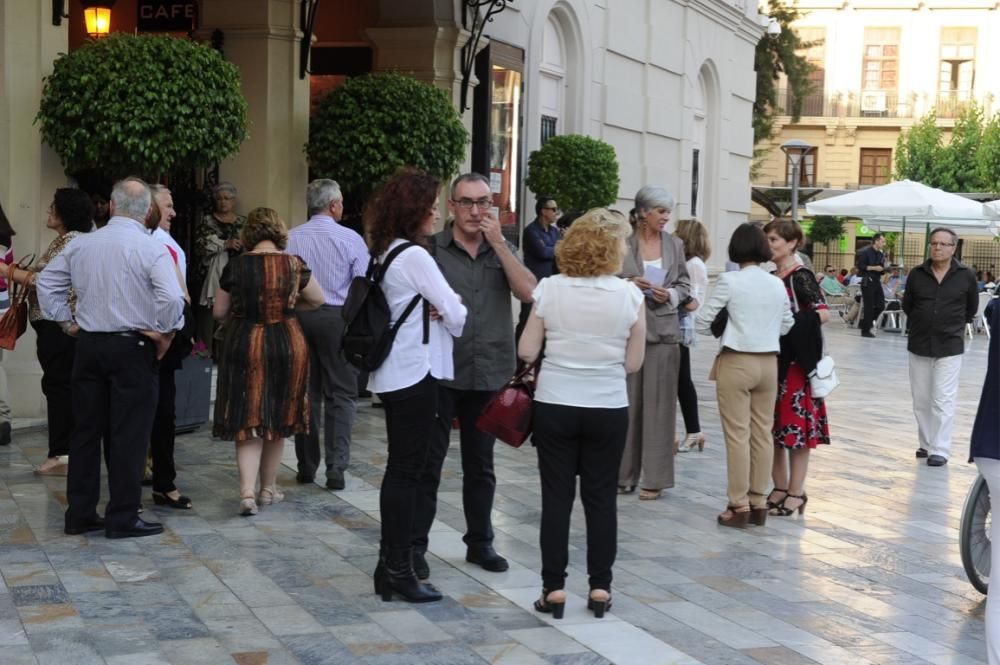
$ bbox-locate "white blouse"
[532,274,644,409]
[368,239,467,394]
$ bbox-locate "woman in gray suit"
[618,186,691,500]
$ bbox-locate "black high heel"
[766,488,787,510]
[533,588,566,619]
[587,589,612,618]
[769,493,807,516]
[152,491,192,510]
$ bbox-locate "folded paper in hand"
[642,264,668,297]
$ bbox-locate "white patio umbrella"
[805,180,1000,262]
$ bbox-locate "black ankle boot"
[380,547,441,603]
[412,549,430,580]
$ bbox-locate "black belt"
[79,330,143,338]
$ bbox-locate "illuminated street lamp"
[781,139,813,223]
[81,0,116,39]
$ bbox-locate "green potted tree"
[36,33,249,432]
[525,135,620,214]
[307,72,468,214]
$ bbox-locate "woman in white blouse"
[696,223,793,528]
[674,218,711,452]
[519,209,645,619]
[366,170,467,604]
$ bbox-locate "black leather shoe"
[412,550,430,580]
[64,516,105,535]
[0,421,10,445]
[861,330,876,338]
[326,470,345,491]
[296,473,315,484]
[466,546,509,572]
[106,517,164,539]
[915,448,929,459]
[927,455,948,467]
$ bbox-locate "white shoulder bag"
[790,273,839,399]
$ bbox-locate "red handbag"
[475,360,539,448]
[0,254,36,351]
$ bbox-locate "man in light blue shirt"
[38,177,185,540]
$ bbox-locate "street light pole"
[780,139,813,223]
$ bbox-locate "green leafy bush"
[525,135,619,212]
[36,34,248,179]
[808,215,845,245]
[307,73,468,203]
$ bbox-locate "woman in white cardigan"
[696,223,793,527]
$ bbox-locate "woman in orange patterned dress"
[212,208,324,515]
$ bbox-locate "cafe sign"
[137,1,197,32]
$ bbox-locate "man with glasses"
[517,196,561,340]
[902,228,978,466]
[413,173,537,578]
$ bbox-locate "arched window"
[691,74,707,217]
[540,15,566,145]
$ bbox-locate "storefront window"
[489,65,522,233]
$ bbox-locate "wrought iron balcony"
[935,90,975,119]
[776,88,915,119]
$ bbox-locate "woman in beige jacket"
[618,186,691,500]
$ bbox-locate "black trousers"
[412,387,496,551]
[150,362,177,494]
[32,320,76,458]
[677,344,700,434]
[860,275,885,333]
[378,374,437,550]
[65,333,159,532]
[534,402,628,592]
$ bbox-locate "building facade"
[0,0,763,417]
[753,0,1000,269]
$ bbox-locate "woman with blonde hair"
[213,207,324,515]
[674,218,711,452]
[520,209,645,619]
[618,186,691,500]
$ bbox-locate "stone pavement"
[0,321,993,665]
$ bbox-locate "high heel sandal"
[258,486,285,506]
[239,496,258,516]
[638,488,662,501]
[588,589,612,618]
[769,493,807,516]
[766,488,788,510]
[152,491,193,510]
[682,433,706,452]
[533,588,566,619]
[717,506,751,528]
[749,507,768,526]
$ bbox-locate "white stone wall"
[486,0,764,270]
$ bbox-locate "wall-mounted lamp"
[766,17,781,37]
[81,0,117,39]
[52,0,68,26]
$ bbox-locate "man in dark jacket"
[902,228,979,466]
[856,233,887,337]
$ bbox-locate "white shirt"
[368,239,467,394]
[686,256,708,311]
[695,265,794,353]
[153,227,186,278]
[532,274,643,408]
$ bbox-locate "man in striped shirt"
[38,177,185,539]
[287,179,370,490]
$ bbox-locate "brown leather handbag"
[475,360,540,448]
[0,255,36,350]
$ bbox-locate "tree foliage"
[307,73,468,205]
[976,114,1000,195]
[808,216,845,245]
[894,112,943,186]
[937,104,983,192]
[753,0,817,145]
[525,135,620,213]
[36,34,248,179]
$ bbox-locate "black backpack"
[341,242,428,372]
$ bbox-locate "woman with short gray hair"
[193,181,246,354]
[618,186,691,500]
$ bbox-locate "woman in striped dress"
[212,207,324,515]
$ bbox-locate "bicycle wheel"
[960,474,991,595]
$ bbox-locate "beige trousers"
[619,342,679,491]
[715,351,777,509]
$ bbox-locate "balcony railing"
[936,90,975,119]
[777,88,913,119]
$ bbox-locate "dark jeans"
[677,344,700,434]
[66,333,159,532]
[32,320,76,458]
[294,306,358,479]
[860,276,885,333]
[150,362,177,494]
[412,387,496,552]
[534,402,628,592]
[378,373,437,550]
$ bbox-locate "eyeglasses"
[929,242,955,248]
[452,198,492,210]
[825,269,836,274]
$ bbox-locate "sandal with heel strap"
[258,486,285,506]
[588,589,612,618]
[533,588,567,619]
[717,505,751,528]
[770,493,807,516]
[239,495,258,516]
[766,488,788,510]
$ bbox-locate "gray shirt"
[38,216,185,333]
[432,227,521,391]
